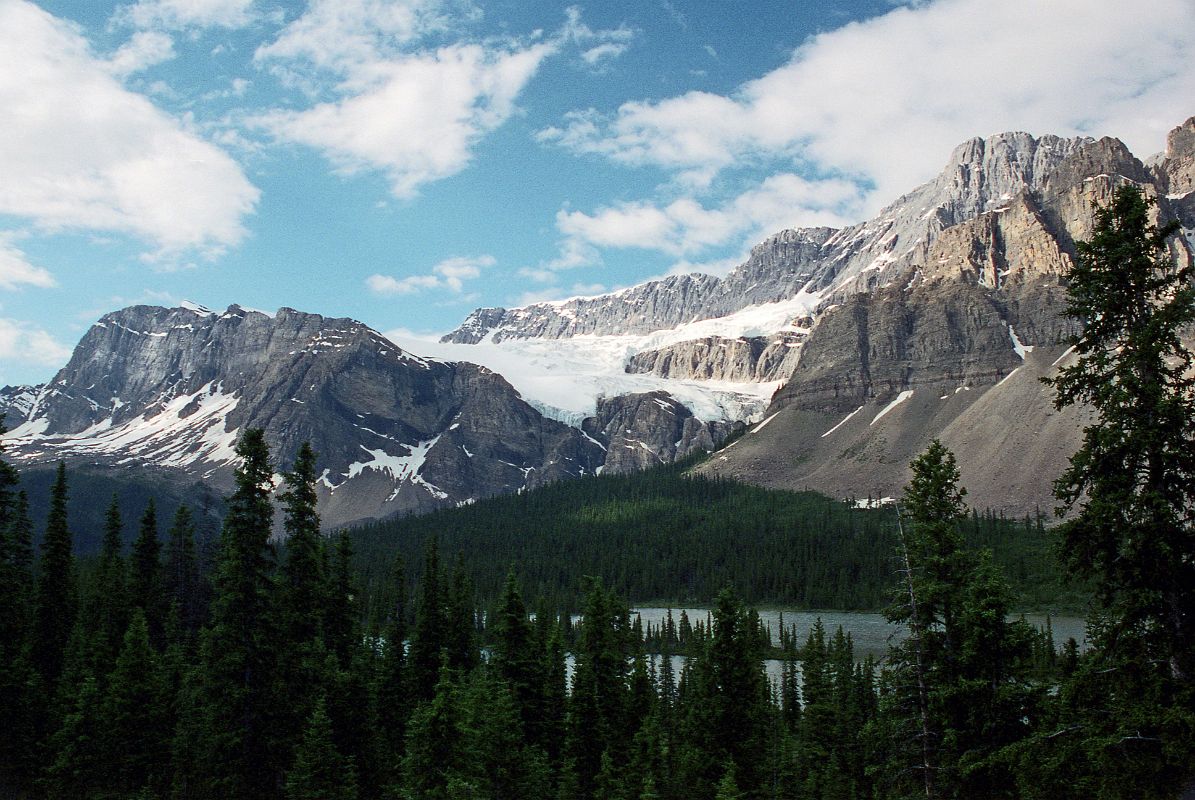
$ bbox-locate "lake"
[630,607,1087,660]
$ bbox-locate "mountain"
[1,304,610,528]
[5,116,1193,526]
[438,116,1195,516]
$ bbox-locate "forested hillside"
[350,461,1078,616]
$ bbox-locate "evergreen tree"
[193,428,280,798]
[402,659,465,800]
[43,672,106,800]
[376,555,411,781]
[85,494,129,667]
[0,443,37,797]
[408,538,446,702]
[279,443,325,645]
[164,504,203,636]
[103,610,172,797]
[32,461,76,685]
[876,442,1035,799]
[1045,184,1195,679]
[130,498,166,647]
[1016,184,1195,798]
[490,570,545,747]
[285,696,358,800]
[566,580,630,799]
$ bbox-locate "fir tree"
[103,610,171,797]
[490,570,544,746]
[85,494,129,667]
[408,538,446,702]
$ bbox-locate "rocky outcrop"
[624,332,806,383]
[581,391,743,474]
[4,305,605,527]
[445,131,1096,346]
[0,385,38,429]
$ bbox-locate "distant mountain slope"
[441,116,1195,517]
[5,117,1193,525]
[2,304,606,527]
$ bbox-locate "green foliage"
[351,464,1070,612]
[33,461,76,686]
[1024,183,1195,798]
[872,442,1039,800]
[1047,183,1195,679]
[193,428,281,798]
[286,696,359,800]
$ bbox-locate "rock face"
[439,116,1195,517]
[581,391,743,474]
[624,333,805,383]
[4,304,605,528]
[10,117,1195,524]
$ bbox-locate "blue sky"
[2,0,1194,386]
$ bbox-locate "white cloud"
[0,318,73,370]
[256,3,629,197]
[367,254,494,295]
[557,173,860,258]
[0,1,259,260]
[544,0,1195,214]
[254,0,474,77]
[581,42,628,66]
[108,30,176,76]
[0,235,57,290]
[255,0,553,198]
[117,0,257,30]
[561,6,633,68]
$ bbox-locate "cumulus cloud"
[108,30,176,76]
[117,0,257,30]
[255,2,631,197]
[0,318,73,371]
[556,173,860,259]
[254,0,555,197]
[367,254,495,295]
[543,0,1195,211]
[257,43,553,197]
[254,0,476,77]
[0,1,259,261]
[0,235,57,290]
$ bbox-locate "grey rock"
[581,391,742,474]
[4,305,605,528]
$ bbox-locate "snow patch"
[822,405,864,438]
[871,390,913,425]
[1008,324,1034,360]
[751,411,781,433]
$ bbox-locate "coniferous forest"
[0,190,1192,800]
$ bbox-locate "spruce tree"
[285,696,358,800]
[130,498,166,647]
[194,428,279,798]
[164,504,203,636]
[878,441,1034,799]
[33,461,76,685]
[1046,183,1195,678]
[85,494,128,667]
[103,610,171,797]
[408,538,445,702]
[490,570,544,746]
[1021,183,1195,798]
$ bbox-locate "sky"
[2,0,1194,386]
